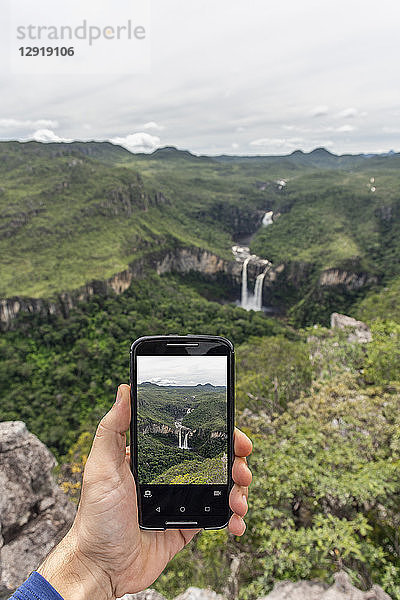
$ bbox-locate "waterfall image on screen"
[137,356,228,484]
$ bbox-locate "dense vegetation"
[0,274,285,456]
[136,434,202,484]
[1,261,399,597]
[151,320,400,599]
[153,453,227,485]
[1,143,400,598]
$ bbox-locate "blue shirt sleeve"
[8,571,64,600]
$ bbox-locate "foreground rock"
[120,589,225,600]
[119,591,168,600]
[1,423,391,600]
[260,571,391,599]
[0,421,75,596]
[330,312,372,343]
[120,572,391,600]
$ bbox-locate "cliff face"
[319,268,378,290]
[0,247,243,331]
[0,421,75,596]
[142,423,176,435]
[0,245,381,330]
[260,260,379,317]
[194,203,265,240]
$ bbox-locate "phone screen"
[131,336,234,530]
[136,355,228,485]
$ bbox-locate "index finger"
[234,427,252,458]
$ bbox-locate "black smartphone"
[130,334,234,530]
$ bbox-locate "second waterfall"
[240,258,269,311]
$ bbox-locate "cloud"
[382,126,400,134]
[147,377,177,385]
[142,121,165,131]
[30,129,71,143]
[0,0,398,156]
[335,124,355,133]
[308,125,356,133]
[110,132,161,153]
[250,137,304,149]
[0,118,59,129]
[310,105,329,118]
[248,136,336,154]
[231,142,239,149]
[337,107,358,118]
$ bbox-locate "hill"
[0,141,266,298]
[1,141,400,329]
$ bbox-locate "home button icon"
[180,506,186,513]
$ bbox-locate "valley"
[1,141,399,328]
[0,142,400,598]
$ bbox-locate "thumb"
[86,384,131,475]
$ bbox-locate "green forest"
[1,142,400,598]
[137,382,227,484]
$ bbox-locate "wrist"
[37,527,113,600]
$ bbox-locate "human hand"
[38,384,252,600]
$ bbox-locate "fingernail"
[242,494,248,509]
[115,387,123,404]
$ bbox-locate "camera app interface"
[137,356,228,485]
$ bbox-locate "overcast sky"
[137,356,227,386]
[2,0,400,155]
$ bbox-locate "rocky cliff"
[0,246,244,331]
[0,243,381,330]
[319,268,378,290]
[0,421,75,597]
[194,203,265,240]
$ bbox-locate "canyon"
[0,237,379,330]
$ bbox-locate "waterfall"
[176,411,191,449]
[241,265,269,311]
[177,427,190,449]
[262,211,273,226]
[253,272,267,311]
[241,257,251,308]
[235,243,271,312]
[241,257,264,311]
